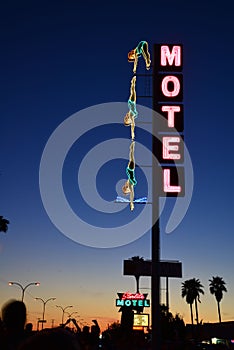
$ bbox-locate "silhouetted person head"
[19,328,80,350]
[82,325,90,334]
[91,320,100,336]
[25,323,33,332]
[1,299,26,333]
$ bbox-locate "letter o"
[161,76,180,97]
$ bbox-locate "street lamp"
[35,297,56,329]
[8,281,40,301]
[56,305,73,325]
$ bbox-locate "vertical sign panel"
[153,44,185,197]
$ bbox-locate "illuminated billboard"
[116,292,150,308]
[133,313,149,327]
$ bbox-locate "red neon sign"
[153,43,184,197]
[121,292,145,300]
[161,106,181,128]
[163,169,181,193]
[161,45,181,67]
[155,74,183,102]
[162,137,181,160]
[161,75,180,97]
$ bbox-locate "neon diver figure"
[124,76,138,140]
[128,40,151,74]
[116,196,147,203]
[122,141,137,211]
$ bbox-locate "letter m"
[116,299,124,307]
[161,45,181,66]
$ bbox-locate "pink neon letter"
[161,106,181,127]
[161,45,181,66]
[163,169,181,193]
[162,137,181,160]
[161,76,180,97]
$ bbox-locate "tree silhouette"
[107,305,186,342]
[160,304,185,341]
[181,278,204,325]
[209,276,227,323]
[130,256,144,293]
[0,216,9,233]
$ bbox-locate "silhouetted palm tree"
[0,216,9,233]
[130,256,144,293]
[182,280,195,325]
[209,276,227,323]
[181,278,204,325]
[193,278,204,325]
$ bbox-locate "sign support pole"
[151,130,161,350]
[151,43,161,350]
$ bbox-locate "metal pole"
[166,277,169,314]
[151,43,161,350]
[36,297,56,330]
[42,303,46,328]
[21,288,25,302]
[151,216,161,349]
[56,305,73,326]
[136,275,140,293]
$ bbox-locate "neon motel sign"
[154,44,185,197]
[116,292,150,308]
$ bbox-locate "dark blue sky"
[1,0,234,328]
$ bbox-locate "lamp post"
[56,305,73,325]
[35,297,56,329]
[8,281,40,301]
